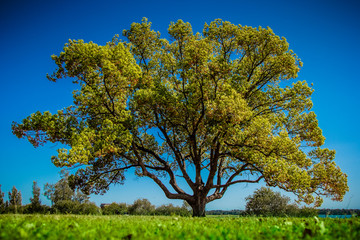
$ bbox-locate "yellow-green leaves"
[52,119,132,167]
[168,20,193,42]
[206,89,252,129]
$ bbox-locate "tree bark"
[191,197,206,217]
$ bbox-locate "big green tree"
[12,18,348,216]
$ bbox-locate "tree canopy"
[12,18,348,216]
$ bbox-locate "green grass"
[0,214,359,239]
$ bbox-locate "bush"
[245,187,291,216]
[78,202,101,215]
[245,187,318,217]
[53,200,80,214]
[53,200,101,215]
[128,199,155,215]
[23,204,51,214]
[102,202,128,215]
[297,206,318,217]
[6,205,23,214]
[155,204,191,216]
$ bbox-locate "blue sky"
[1,0,359,210]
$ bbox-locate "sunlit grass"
[0,214,359,239]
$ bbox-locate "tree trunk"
[191,198,206,217]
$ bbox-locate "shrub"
[23,204,51,214]
[297,206,318,217]
[155,204,191,216]
[101,202,128,215]
[78,202,101,215]
[245,187,318,217]
[128,199,155,215]
[245,187,291,216]
[53,200,80,214]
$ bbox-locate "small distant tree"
[245,187,290,216]
[8,186,22,213]
[30,181,41,205]
[44,170,92,213]
[0,185,5,213]
[28,181,42,212]
[44,169,88,205]
[129,198,155,215]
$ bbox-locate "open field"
[0,214,359,239]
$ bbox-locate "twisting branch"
[132,142,192,201]
[206,175,264,203]
[153,114,196,191]
[134,142,188,195]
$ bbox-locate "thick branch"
[132,143,192,201]
[154,121,196,191]
[206,175,264,203]
[135,143,188,195]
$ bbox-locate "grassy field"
[0,214,359,239]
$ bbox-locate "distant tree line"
[318,209,360,216]
[207,208,360,217]
[242,187,319,217]
[206,210,243,215]
[0,177,357,217]
[101,199,192,216]
[206,187,347,217]
[0,170,191,216]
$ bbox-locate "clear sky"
[1,0,359,210]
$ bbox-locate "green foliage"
[1,215,359,239]
[23,204,51,214]
[44,170,74,204]
[77,202,101,215]
[27,181,43,213]
[44,170,89,205]
[101,199,191,216]
[12,18,348,216]
[128,198,155,215]
[101,202,128,215]
[245,187,318,217]
[155,203,191,216]
[246,187,291,216]
[296,206,319,217]
[52,200,81,214]
[51,200,100,215]
[8,186,22,213]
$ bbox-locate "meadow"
[0,214,359,239]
